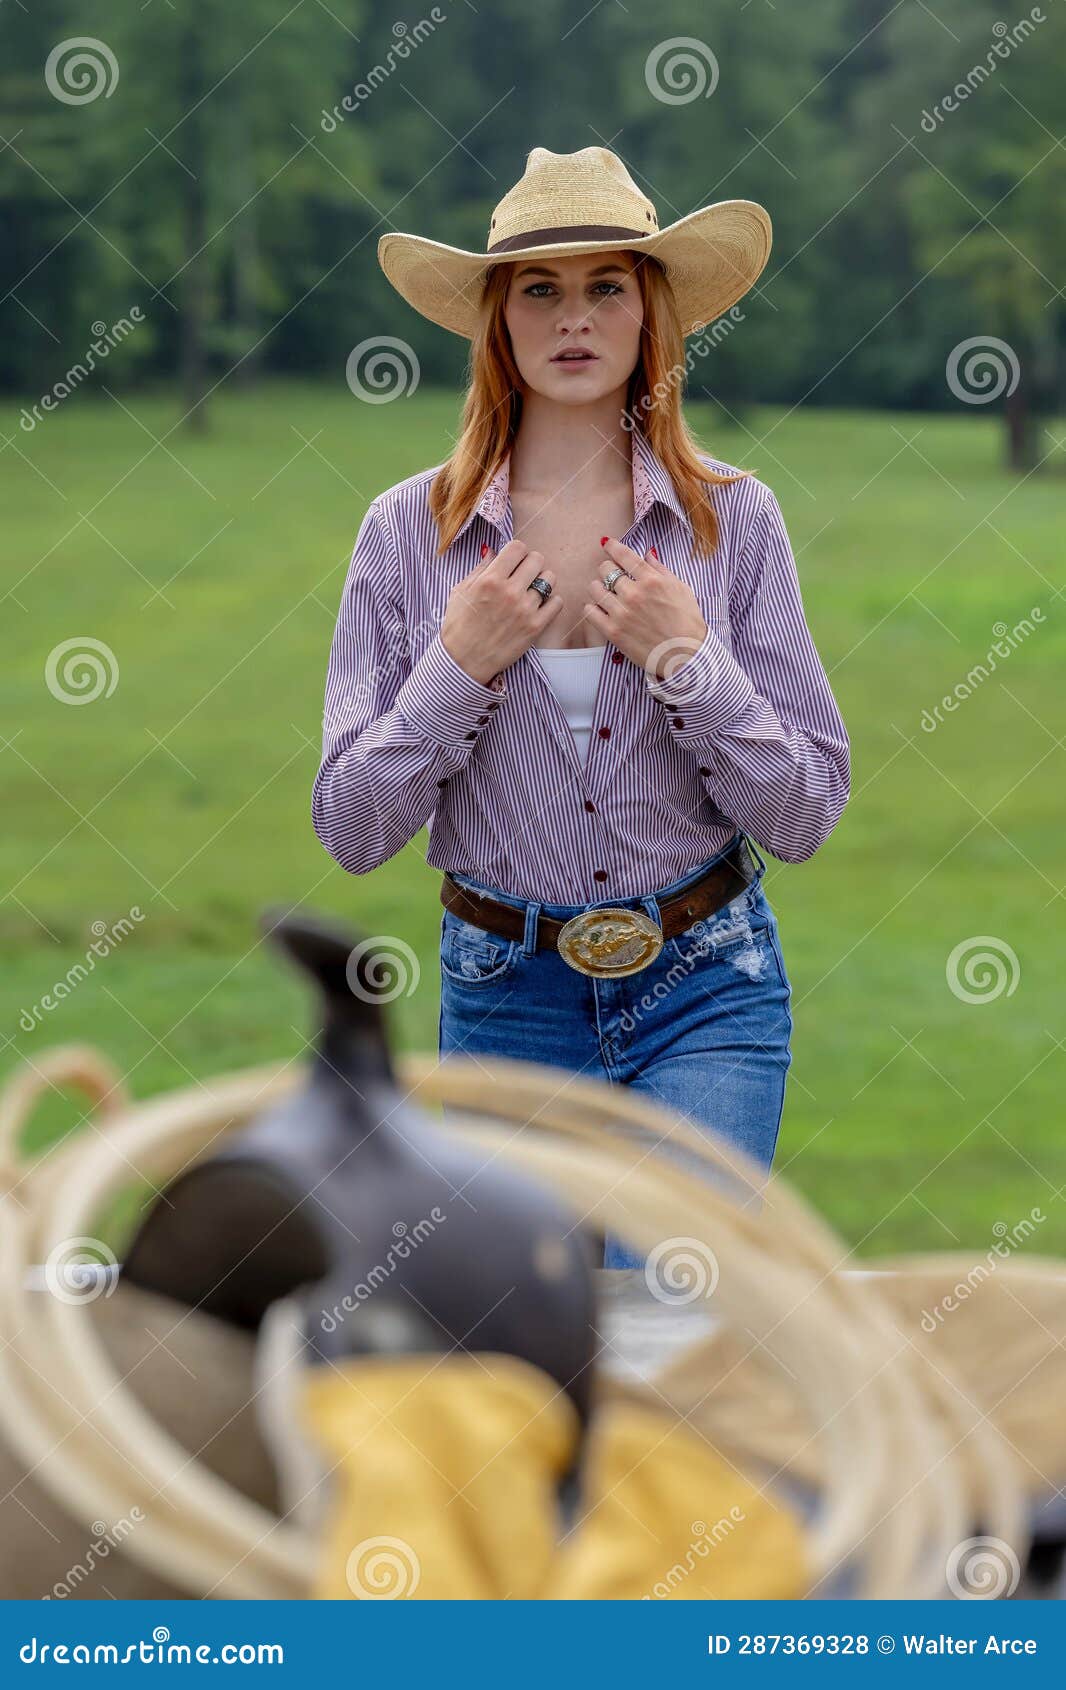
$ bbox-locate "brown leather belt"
[440,836,760,979]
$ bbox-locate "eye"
[522,280,626,299]
[593,281,624,296]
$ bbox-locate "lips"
[551,349,598,362]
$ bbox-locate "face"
[502,250,644,404]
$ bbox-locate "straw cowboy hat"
[377,144,772,340]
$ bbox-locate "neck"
[509,388,633,495]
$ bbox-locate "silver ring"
[528,576,552,602]
[603,566,627,594]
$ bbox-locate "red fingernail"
[650,545,659,560]
[480,542,489,558]
[600,536,609,547]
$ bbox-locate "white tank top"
[534,645,606,769]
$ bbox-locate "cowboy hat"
[377,144,772,340]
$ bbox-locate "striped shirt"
[311,426,850,903]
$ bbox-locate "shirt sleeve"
[645,485,850,863]
[311,500,508,875]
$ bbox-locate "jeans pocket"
[666,879,770,967]
[440,909,522,988]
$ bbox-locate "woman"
[312,146,850,1269]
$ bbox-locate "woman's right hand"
[438,540,567,685]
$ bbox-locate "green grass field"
[2,381,1063,1255]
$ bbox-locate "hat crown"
[486,145,659,253]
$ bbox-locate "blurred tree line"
[1,0,1062,466]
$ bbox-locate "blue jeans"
[437,832,793,1269]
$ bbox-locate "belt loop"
[743,832,768,883]
[522,899,541,957]
[639,894,663,932]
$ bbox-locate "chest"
[511,486,637,651]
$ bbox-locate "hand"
[438,539,567,686]
[586,539,709,682]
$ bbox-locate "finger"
[600,535,643,573]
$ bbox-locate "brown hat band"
[486,222,652,256]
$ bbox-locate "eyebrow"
[512,262,630,280]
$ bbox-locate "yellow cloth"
[298,1352,808,1599]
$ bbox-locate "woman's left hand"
[585,538,708,682]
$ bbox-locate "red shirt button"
[672,716,684,728]
[698,767,711,776]
[437,778,448,786]
[610,651,624,664]
[597,725,611,739]
[465,731,477,740]
[584,799,596,812]
[593,870,608,882]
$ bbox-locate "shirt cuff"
[394,630,509,748]
[646,625,757,740]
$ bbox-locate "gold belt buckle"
[556,906,664,978]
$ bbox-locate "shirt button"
[593,869,608,882]
[672,716,684,728]
[610,651,624,664]
[698,767,711,776]
[584,799,596,812]
[476,715,490,724]
[437,778,448,786]
[597,725,611,739]
[464,731,477,740]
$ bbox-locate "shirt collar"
[451,425,692,544]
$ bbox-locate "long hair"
[428,251,755,559]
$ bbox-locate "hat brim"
[377,200,771,340]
